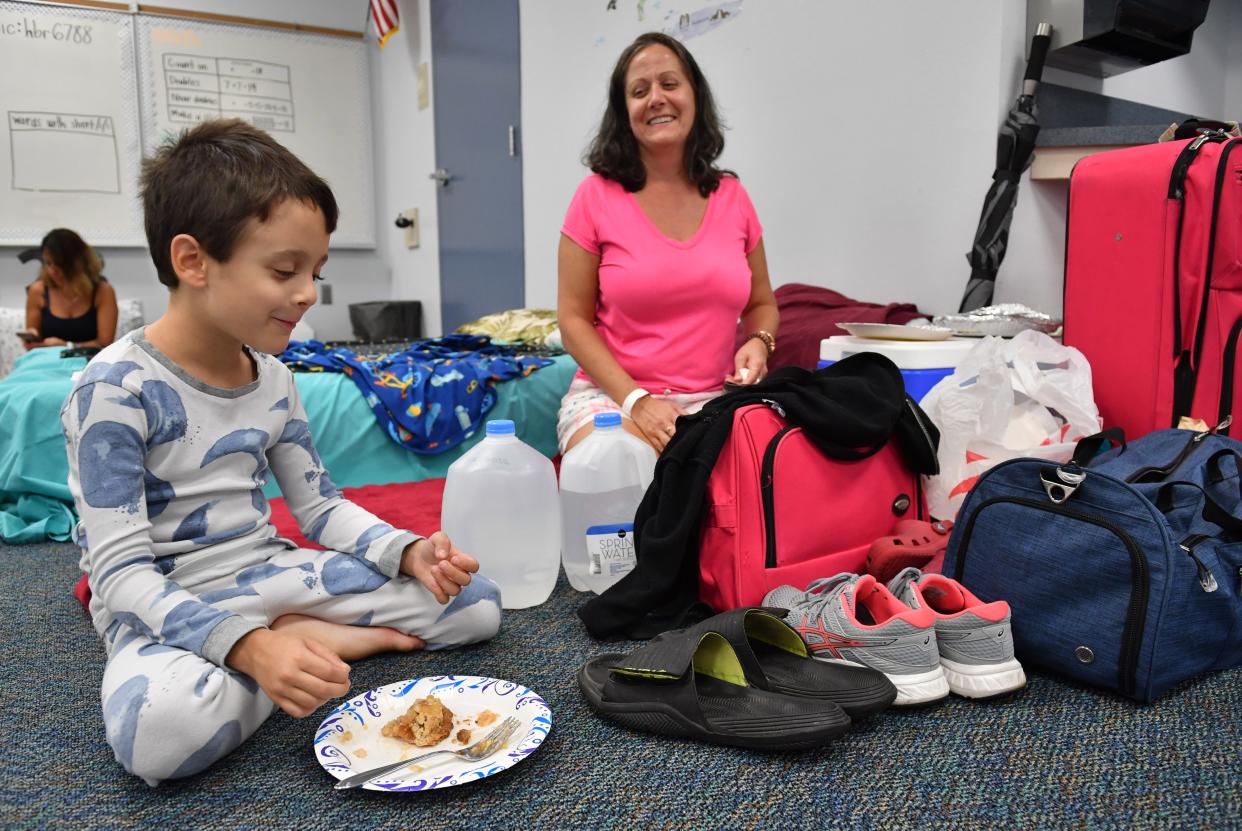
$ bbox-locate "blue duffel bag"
[943,426,1242,702]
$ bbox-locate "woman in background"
[557,32,778,454]
[20,228,117,350]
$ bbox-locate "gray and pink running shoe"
[886,567,1027,699]
[764,573,949,706]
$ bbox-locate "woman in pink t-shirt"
[557,32,778,454]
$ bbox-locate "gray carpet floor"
[2,541,1240,830]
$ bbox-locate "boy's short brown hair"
[140,118,339,288]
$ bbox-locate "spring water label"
[586,523,636,577]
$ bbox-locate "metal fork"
[333,715,522,790]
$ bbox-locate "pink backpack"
[698,403,924,610]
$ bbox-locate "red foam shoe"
[73,573,91,611]
[864,519,953,583]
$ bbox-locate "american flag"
[369,0,400,48]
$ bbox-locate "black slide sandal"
[710,608,898,719]
[577,631,851,751]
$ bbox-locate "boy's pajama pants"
[94,545,502,785]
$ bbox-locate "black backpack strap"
[1173,118,1237,140]
[1071,428,1126,467]
[1219,317,1242,436]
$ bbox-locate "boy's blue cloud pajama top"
[61,331,501,785]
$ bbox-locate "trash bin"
[348,300,422,341]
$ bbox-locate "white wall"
[4,0,1238,337]
[520,0,1242,323]
[1227,2,1242,119]
[520,0,1014,317]
[369,0,443,339]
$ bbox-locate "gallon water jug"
[559,412,657,594]
[440,420,560,609]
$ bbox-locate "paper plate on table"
[838,322,955,341]
[314,675,551,792]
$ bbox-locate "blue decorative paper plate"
[314,675,552,792]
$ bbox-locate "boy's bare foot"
[270,614,424,661]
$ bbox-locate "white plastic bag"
[920,330,1101,520]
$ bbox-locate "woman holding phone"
[19,228,117,351]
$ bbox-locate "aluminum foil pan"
[932,304,1061,338]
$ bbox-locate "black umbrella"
[959,22,1053,313]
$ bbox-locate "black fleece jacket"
[577,352,940,640]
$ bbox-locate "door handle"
[429,168,454,187]
[508,125,517,157]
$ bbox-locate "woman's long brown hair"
[39,228,103,302]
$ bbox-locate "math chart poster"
[137,17,374,246]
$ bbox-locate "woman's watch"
[745,329,776,355]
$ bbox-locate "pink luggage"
[1064,135,1242,438]
[698,403,924,611]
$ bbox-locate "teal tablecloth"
[0,347,577,543]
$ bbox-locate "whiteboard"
[0,1,145,245]
[136,15,375,247]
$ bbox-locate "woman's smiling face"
[624,43,696,156]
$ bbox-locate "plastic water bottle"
[559,412,657,594]
[440,420,560,609]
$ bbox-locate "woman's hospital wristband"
[621,387,650,418]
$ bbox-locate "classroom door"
[431,0,525,333]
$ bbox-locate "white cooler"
[818,336,977,401]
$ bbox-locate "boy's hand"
[226,628,351,718]
[400,531,479,604]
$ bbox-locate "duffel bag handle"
[1206,448,1242,490]
[1071,428,1126,467]
[1155,451,1242,535]
[1202,450,1242,533]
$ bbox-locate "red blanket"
[267,479,448,548]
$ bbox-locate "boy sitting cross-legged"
[62,118,501,786]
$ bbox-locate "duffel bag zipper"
[761,425,796,568]
[1125,429,1210,483]
[954,495,1149,698]
[1178,535,1219,593]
